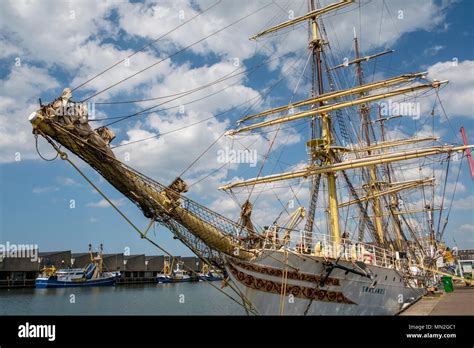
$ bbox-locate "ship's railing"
[263,228,400,269]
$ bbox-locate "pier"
[400,286,474,315]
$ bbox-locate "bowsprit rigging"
[30,0,473,315]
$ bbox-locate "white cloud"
[32,186,59,194]
[115,0,306,60]
[56,177,80,187]
[423,45,445,56]
[68,42,172,101]
[454,223,474,246]
[425,60,474,118]
[459,224,474,233]
[115,0,452,62]
[0,0,114,69]
[451,195,474,210]
[86,198,125,208]
[0,39,22,59]
[0,65,60,162]
[142,60,261,114]
[322,0,450,54]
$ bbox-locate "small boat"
[198,264,223,281]
[172,261,192,282]
[156,274,173,283]
[198,271,223,282]
[156,256,174,283]
[36,244,118,288]
[156,258,192,283]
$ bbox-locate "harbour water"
[0,282,245,315]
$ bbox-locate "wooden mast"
[375,110,405,249]
[352,28,384,245]
[307,0,341,245]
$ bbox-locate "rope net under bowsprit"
[30,91,257,262]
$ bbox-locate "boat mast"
[352,28,384,245]
[304,0,321,247]
[99,243,103,273]
[306,0,341,245]
[375,110,405,249]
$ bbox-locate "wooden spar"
[237,72,426,124]
[249,0,353,40]
[227,80,448,135]
[338,178,434,208]
[330,49,394,70]
[219,145,473,190]
[347,136,438,153]
[353,207,443,218]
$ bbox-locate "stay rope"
[71,0,223,93]
[80,3,272,103]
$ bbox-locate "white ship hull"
[225,249,425,315]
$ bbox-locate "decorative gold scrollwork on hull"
[231,259,341,286]
[228,262,356,305]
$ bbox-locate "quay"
[400,286,474,315]
[0,249,204,288]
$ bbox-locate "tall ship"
[36,244,118,288]
[29,0,473,314]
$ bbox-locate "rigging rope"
[435,153,451,240]
[93,53,286,107]
[95,51,299,126]
[81,2,273,102]
[246,51,312,208]
[174,47,308,179]
[35,134,59,161]
[178,133,225,178]
[439,155,464,240]
[71,0,223,93]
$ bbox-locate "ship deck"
[400,286,474,315]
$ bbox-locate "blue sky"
[0,0,473,256]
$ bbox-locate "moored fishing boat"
[198,264,223,282]
[156,257,193,283]
[36,244,118,288]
